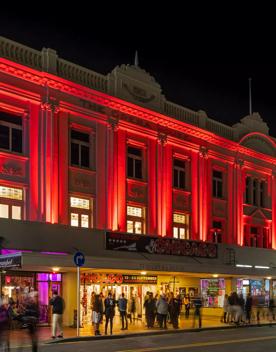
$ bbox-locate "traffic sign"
[74,252,85,267]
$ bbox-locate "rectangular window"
[70,130,90,168]
[70,196,92,228]
[260,181,265,208]
[212,170,223,198]
[245,177,251,204]
[127,205,145,234]
[253,179,258,206]
[127,146,143,179]
[173,159,185,189]
[0,111,22,153]
[173,212,189,240]
[0,186,23,220]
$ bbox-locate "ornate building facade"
[1,37,276,325]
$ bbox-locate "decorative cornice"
[107,117,119,131]
[199,146,208,159]
[157,132,167,146]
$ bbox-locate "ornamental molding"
[199,146,208,159]
[1,59,276,165]
[157,132,167,145]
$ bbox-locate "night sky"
[1,10,276,137]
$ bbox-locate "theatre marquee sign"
[106,232,217,259]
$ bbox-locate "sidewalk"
[8,314,276,348]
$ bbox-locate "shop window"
[212,170,223,198]
[0,186,23,220]
[70,129,90,168]
[212,221,222,243]
[70,196,92,228]
[201,278,225,308]
[173,159,185,190]
[127,205,145,234]
[0,111,22,153]
[173,213,189,240]
[127,146,142,179]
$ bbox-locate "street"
[10,326,276,352]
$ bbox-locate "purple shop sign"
[106,232,218,259]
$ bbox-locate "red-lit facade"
[1,37,276,324]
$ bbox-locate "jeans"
[120,311,128,329]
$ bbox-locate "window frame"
[172,212,190,240]
[127,146,143,180]
[126,205,146,234]
[212,169,223,199]
[173,158,186,190]
[70,129,91,169]
[0,113,23,154]
[0,185,24,220]
[69,195,93,228]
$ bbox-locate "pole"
[77,266,80,337]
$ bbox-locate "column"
[227,162,234,244]
[191,151,199,240]
[117,128,126,232]
[198,146,208,241]
[234,158,244,246]
[271,173,276,249]
[148,138,157,235]
[58,111,69,225]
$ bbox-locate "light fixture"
[255,265,270,269]
[52,267,60,272]
[236,264,253,268]
[267,277,272,280]
[141,271,147,275]
[213,274,218,278]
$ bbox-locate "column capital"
[157,132,167,146]
[107,117,119,131]
[199,146,208,159]
[235,157,244,168]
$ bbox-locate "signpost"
[73,252,85,337]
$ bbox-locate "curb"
[46,322,276,344]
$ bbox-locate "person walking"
[49,290,64,339]
[184,295,190,319]
[22,292,40,352]
[221,294,229,323]
[144,292,156,328]
[156,294,169,329]
[245,293,253,324]
[118,293,128,330]
[104,292,115,335]
[0,297,10,352]
[129,295,137,323]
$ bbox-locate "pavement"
[7,326,276,351]
[6,313,276,348]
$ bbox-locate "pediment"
[240,133,276,157]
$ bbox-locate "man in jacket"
[104,292,115,335]
[156,294,169,329]
[118,293,128,330]
[49,290,65,339]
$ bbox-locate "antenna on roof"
[249,77,252,115]
[134,50,139,67]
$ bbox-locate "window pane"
[173,227,178,239]
[135,159,142,179]
[217,181,223,198]
[0,186,23,200]
[70,213,79,227]
[174,159,185,168]
[0,125,9,150]
[127,220,133,233]
[127,206,142,217]
[0,204,9,218]
[127,157,134,177]
[128,147,141,156]
[212,180,217,197]
[81,214,89,228]
[70,197,90,209]
[0,112,22,125]
[135,221,142,234]
[173,213,185,224]
[179,228,185,239]
[179,170,185,189]
[81,145,90,168]
[71,142,79,165]
[12,128,22,153]
[213,170,222,179]
[71,130,89,143]
[12,206,21,220]
[173,169,178,188]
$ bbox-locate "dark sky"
[1,10,276,136]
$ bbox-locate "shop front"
[201,278,226,308]
[80,272,158,326]
[1,270,62,323]
[236,278,270,305]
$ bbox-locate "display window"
[236,278,270,306]
[201,278,225,307]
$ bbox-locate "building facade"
[1,36,276,326]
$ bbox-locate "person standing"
[92,294,103,335]
[0,297,10,352]
[118,293,128,330]
[156,294,169,329]
[144,293,155,328]
[192,295,202,328]
[245,293,253,324]
[104,292,115,335]
[49,290,64,339]
[22,292,40,352]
